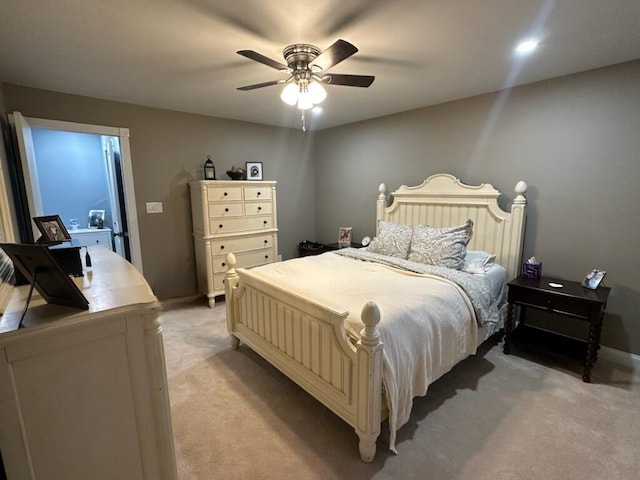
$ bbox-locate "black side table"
[504,275,611,382]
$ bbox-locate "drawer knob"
[263,221,267,225]
[265,255,269,259]
[224,192,228,196]
[264,239,268,244]
[222,262,226,267]
[257,206,262,211]
[225,208,229,212]
[257,192,261,196]
[220,245,225,250]
[219,224,223,229]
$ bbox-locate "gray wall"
[1,85,316,299]
[314,60,640,355]
[2,60,639,356]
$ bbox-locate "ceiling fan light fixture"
[280,83,299,105]
[308,81,327,104]
[297,90,314,110]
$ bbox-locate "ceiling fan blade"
[237,79,289,91]
[321,73,375,87]
[311,39,358,72]
[237,50,289,71]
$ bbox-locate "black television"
[0,243,89,310]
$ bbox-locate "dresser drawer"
[211,234,273,256]
[244,201,272,216]
[209,216,274,234]
[244,186,272,201]
[208,202,243,218]
[70,229,112,249]
[207,186,243,202]
[212,248,275,290]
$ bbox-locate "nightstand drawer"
[510,287,592,319]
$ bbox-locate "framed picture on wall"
[33,215,72,243]
[88,210,105,229]
[246,162,263,181]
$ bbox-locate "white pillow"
[407,220,473,270]
[462,250,496,274]
[367,220,413,259]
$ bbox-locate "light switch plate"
[146,202,163,213]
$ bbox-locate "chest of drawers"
[189,180,278,307]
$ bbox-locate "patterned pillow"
[367,220,413,259]
[408,219,474,269]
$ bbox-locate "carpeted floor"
[160,297,640,480]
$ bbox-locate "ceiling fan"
[236,39,375,111]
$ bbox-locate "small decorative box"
[522,261,542,279]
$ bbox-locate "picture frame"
[88,209,106,229]
[246,162,263,181]
[338,226,353,245]
[582,268,606,290]
[32,215,72,243]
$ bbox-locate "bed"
[223,173,527,462]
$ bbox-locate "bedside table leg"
[503,302,514,354]
[583,310,604,383]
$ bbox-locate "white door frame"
[9,113,144,273]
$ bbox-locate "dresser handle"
[224,192,228,196]
[264,239,268,244]
[225,208,229,212]
[257,192,261,196]
[220,245,225,250]
[257,206,262,211]
[263,220,267,225]
[265,255,269,260]
[222,262,226,267]
[219,224,223,229]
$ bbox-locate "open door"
[9,112,144,273]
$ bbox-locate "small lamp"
[204,155,216,180]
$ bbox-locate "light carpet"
[160,298,640,480]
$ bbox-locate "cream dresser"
[189,180,278,307]
[0,246,177,480]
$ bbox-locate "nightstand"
[503,275,610,382]
[323,242,361,251]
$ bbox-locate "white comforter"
[251,251,499,452]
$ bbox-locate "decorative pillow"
[462,250,496,274]
[408,219,473,269]
[367,220,413,259]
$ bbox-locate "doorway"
[8,112,144,273]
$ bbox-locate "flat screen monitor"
[0,243,89,310]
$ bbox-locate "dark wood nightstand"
[503,275,611,382]
[323,242,361,251]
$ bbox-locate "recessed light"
[515,39,539,54]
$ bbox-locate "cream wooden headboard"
[376,173,527,280]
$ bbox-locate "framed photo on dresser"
[246,162,263,181]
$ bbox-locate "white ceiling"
[1,0,639,130]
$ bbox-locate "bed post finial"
[514,180,527,204]
[360,302,381,346]
[376,184,387,230]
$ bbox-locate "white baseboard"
[599,345,640,375]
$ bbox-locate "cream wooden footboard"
[224,255,384,462]
[223,173,527,462]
